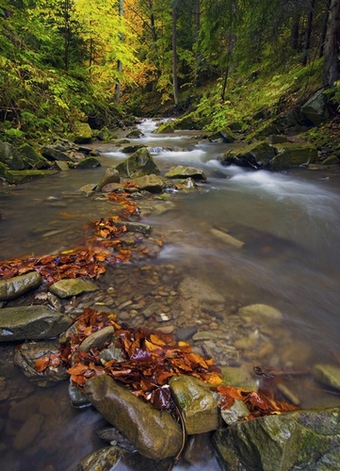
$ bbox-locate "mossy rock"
[18,144,51,169]
[155,122,175,134]
[75,157,101,169]
[272,142,318,168]
[0,141,25,170]
[73,122,93,144]
[4,169,58,184]
[115,148,159,178]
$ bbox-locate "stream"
[1,118,340,470]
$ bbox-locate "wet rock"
[271,142,318,170]
[0,271,42,301]
[170,376,219,434]
[78,446,122,471]
[79,326,115,352]
[210,227,245,248]
[13,413,44,451]
[14,340,68,386]
[312,363,340,391]
[0,305,72,341]
[126,129,144,139]
[221,365,258,391]
[0,141,25,169]
[165,165,207,182]
[4,169,58,184]
[268,135,289,144]
[96,425,137,452]
[49,278,98,298]
[220,399,249,425]
[237,303,282,323]
[323,155,340,165]
[132,174,167,193]
[213,407,340,471]
[179,276,225,309]
[8,396,39,421]
[114,220,152,235]
[301,89,329,125]
[18,144,51,169]
[41,145,73,162]
[69,382,91,409]
[73,122,93,144]
[115,148,160,178]
[219,141,276,169]
[175,326,198,341]
[84,375,182,460]
[184,433,216,466]
[75,157,101,169]
[97,167,121,191]
[209,129,236,143]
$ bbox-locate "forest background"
[0,0,339,142]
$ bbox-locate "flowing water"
[1,119,340,470]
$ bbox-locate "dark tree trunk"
[323,0,340,86]
[319,0,331,58]
[291,11,301,51]
[302,0,315,66]
[172,5,179,106]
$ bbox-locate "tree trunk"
[115,0,124,103]
[301,0,315,66]
[64,0,71,72]
[319,0,331,58]
[291,11,301,51]
[323,0,340,86]
[172,5,179,106]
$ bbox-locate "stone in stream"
[130,174,166,193]
[78,446,123,471]
[165,165,207,182]
[312,363,340,391]
[0,271,42,301]
[78,326,115,352]
[213,407,340,471]
[49,278,99,298]
[169,376,220,434]
[237,303,282,323]
[115,147,160,178]
[84,375,182,460]
[14,340,68,386]
[0,305,72,341]
[96,167,120,191]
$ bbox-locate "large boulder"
[115,148,160,178]
[3,169,58,184]
[0,305,72,341]
[84,375,182,460]
[301,89,329,125]
[0,272,42,301]
[170,376,220,434]
[73,122,93,144]
[165,165,207,182]
[271,142,318,170]
[213,407,340,471]
[0,141,25,169]
[219,142,276,169]
[18,144,50,169]
[96,167,120,191]
[130,174,166,193]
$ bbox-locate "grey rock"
[0,272,42,301]
[132,174,166,193]
[84,375,182,460]
[238,303,282,323]
[96,425,137,452]
[76,157,101,169]
[165,165,207,181]
[14,340,68,386]
[49,278,98,298]
[213,407,340,471]
[312,363,340,391]
[115,148,160,178]
[78,446,122,471]
[301,89,329,125]
[79,326,115,352]
[97,167,121,191]
[170,375,219,435]
[0,141,25,169]
[0,305,72,341]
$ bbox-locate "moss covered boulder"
[0,141,25,169]
[271,142,318,169]
[213,407,340,471]
[84,375,182,460]
[73,122,93,144]
[219,141,276,169]
[0,272,42,301]
[18,144,50,169]
[115,147,160,178]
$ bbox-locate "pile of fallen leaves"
[0,192,146,285]
[35,308,298,417]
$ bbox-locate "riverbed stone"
[4,169,58,184]
[237,303,282,323]
[131,174,166,193]
[169,375,219,434]
[219,141,276,169]
[75,156,101,169]
[14,340,68,386]
[0,141,25,169]
[213,407,340,471]
[0,305,72,341]
[13,413,44,451]
[79,326,115,352]
[0,271,42,301]
[165,165,207,182]
[49,278,98,298]
[84,375,182,460]
[78,446,122,471]
[272,142,318,168]
[115,148,160,178]
[221,365,257,391]
[312,363,340,391]
[97,167,121,191]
